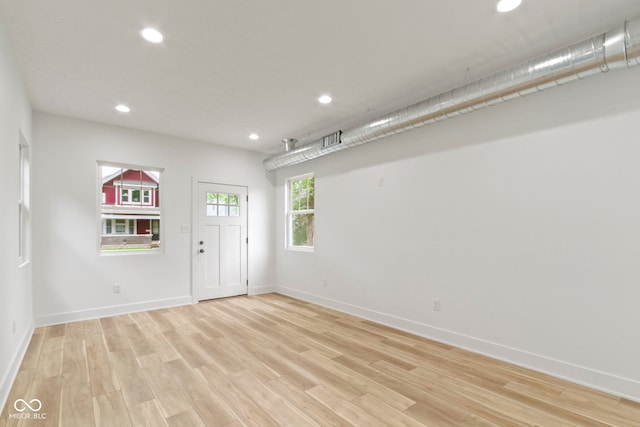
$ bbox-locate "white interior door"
[197,182,248,300]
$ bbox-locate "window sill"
[100,249,162,257]
[285,246,314,253]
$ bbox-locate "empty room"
[2,0,640,425]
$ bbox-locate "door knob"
[199,249,205,253]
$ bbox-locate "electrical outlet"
[113,283,121,293]
[433,299,441,311]
[12,320,16,335]
[322,279,328,287]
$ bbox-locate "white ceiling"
[2,1,640,154]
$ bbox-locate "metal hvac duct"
[263,16,640,171]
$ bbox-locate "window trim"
[18,132,30,266]
[120,187,154,206]
[285,173,315,252]
[102,218,137,235]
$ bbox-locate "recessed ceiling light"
[115,104,131,113]
[141,28,164,43]
[318,95,332,104]
[249,133,259,140]
[497,0,522,12]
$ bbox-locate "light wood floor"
[1,294,639,426]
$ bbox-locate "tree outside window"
[287,174,314,249]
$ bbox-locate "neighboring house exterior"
[101,168,160,250]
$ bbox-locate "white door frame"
[191,178,248,303]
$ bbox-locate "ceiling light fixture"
[497,0,522,12]
[318,95,332,104]
[249,133,259,140]
[115,104,131,113]
[141,28,164,43]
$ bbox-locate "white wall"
[32,113,276,325]
[275,68,640,401]
[0,20,33,412]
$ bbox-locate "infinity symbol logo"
[14,399,42,412]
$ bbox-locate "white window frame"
[285,173,315,252]
[121,188,130,204]
[120,187,154,206]
[18,132,30,265]
[103,218,137,235]
[205,192,241,217]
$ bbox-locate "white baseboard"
[34,296,193,327]
[0,320,34,415]
[276,286,640,403]
[249,285,277,296]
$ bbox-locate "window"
[99,163,162,252]
[121,188,153,205]
[18,132,30,264]
[103,218,136,235]
[286,173,314,250]
[206,192,240,217]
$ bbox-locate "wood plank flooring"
[1,294,639,426]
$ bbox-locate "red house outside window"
[99,164,161,252]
